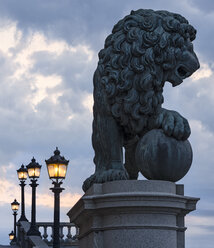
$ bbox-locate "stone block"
[67,180,199,248]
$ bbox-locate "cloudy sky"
[0,0,213,246]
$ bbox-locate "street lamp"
[17,164,28,222]
[26,157,42,236]
[9,231,15,241]
[45,147,69,248]
[11,199,20,242]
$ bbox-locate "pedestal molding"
[67,181,199,248]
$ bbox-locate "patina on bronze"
[83,9,200,192]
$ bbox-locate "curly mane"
[95,9,196,135]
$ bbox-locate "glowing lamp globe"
[17,164,28,181]
[45,147,69,181]
[9,231,14,241]
[11,199,20,213]
[26,157,42,179]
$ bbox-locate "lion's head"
[95,9,200,135]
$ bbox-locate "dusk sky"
[0,0,213,247]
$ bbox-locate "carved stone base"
[67,180,199,248]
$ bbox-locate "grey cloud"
[186,234,214,248]
[0,0,212,64]
[190,0,214,13]
[0,0,209,54]
[30,50,94,92]
[0,51,17,79]
[0,0,123,49]
[163,76,214,133]
[194,209,214,217]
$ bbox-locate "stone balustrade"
[37,222,79,246]
[17,221,79,248]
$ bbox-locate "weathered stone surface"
[28,236,49,248]
[135,129,192,181]
[83,9,200,192]
[69,180,199,248]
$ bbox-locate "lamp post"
[11,199,20,242]
[9,231,15,242]
[17,164,28,222]
[45,147,69,248]
[26,157,42,236]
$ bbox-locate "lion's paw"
[82,169,129,192]
[82,174,97,192]
[103,169,129,182]
[157,109,190,140]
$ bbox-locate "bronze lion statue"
[83,9,200,192]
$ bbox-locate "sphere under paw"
[135,129,192,182]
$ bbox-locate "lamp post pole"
[19,180,28,222]
[45,147,69,248]
[27,178,40,236]
[26,157,42,236]
[17,164,28,222]
[51,181,64,248]
[13,211,17,242]
[11,199,19,243]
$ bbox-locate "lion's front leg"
[124,136,139,180]
[150,108,191,141]
[82,111,129,192]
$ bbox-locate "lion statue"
[83,9,200,192]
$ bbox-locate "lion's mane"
[95,9,196,135]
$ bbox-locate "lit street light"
[11,199,20,242]
[9,231,15,242]
[45,147,69,248]
[26,157,42,236]
[17,164,28,222]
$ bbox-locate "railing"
[37,222,79,246]
[17,221,79,248]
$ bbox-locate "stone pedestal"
[67,180,199,248]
